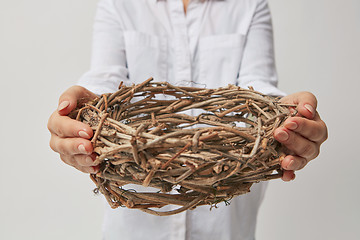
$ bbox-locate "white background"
[0,0,359,239]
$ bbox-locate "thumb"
[295,92,317,120]
[57,85,97,116]
[281,91,317,120]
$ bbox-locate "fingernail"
[277,130,289,141]
[291,173,296,181]
[79,131,90,139]
[286,160,294,170]
[91,166,98,174]
[304,104,315,117]
[85,156,94,165]
[58,101,70,111]
[285,122,298,130]
[78,144,88,154]
[290,108,297,116]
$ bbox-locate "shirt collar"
[151,0,225,3]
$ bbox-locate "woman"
[48,0,328,239]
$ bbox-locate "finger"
[283,114,328,143]
[281,155,308,171]
[274,127,319,160]
[60,154,77,167]
[74,164,99,174]
[57,85,97,116]
[49,134,93,156]
[281,170,296,182]
[74,153,98,167]
[76,166,99,174]
[60,155,99,173]
[81,165,100,174]
[48,111,93,138]
[281,92,317,119]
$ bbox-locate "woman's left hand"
[274,92,328,181]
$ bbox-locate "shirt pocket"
[123,31,167,84]
[198,33,245,88]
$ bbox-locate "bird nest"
[73,78,292,216]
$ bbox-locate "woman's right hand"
[47,86,99,173]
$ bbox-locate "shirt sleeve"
[237,0,286,97]
[77,0,128,95]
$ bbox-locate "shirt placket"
[184,0,204,89]
[168,0,192,84]
[167,1,190,240]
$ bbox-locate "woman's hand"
[47,86,99,173]
[274,92,328,181]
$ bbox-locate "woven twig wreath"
[73,77,292,216]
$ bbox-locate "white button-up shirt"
[78,0,285,239]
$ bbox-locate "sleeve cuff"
[238,77,286,97]
[77,66,128,95]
